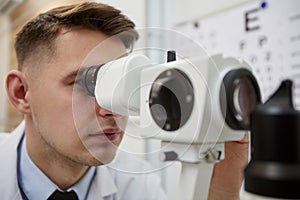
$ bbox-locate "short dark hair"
[15,2,138,70]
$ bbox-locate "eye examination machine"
[79,50,300,200]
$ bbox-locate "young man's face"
[25,28,128,166]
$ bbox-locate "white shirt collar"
[19,136,96,200]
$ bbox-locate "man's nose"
[94,99,114,117]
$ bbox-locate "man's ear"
[6,70,30,114]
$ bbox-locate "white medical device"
[80,52,261,199]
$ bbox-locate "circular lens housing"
[221,68,261,130]
[149,69,194,131]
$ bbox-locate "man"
[0,2,248,200]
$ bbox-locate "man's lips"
[89,128,122,141]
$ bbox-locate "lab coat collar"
[0,121,25,200]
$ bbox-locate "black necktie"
[47,189,79,200]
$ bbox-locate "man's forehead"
[80,38,128,66]
[50,29,127,78]
[57,28,127,53]
[55,29,127,67]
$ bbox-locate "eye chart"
[174,0,300,108]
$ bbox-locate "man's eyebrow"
[62,68,86,82]
[63,62,106,81]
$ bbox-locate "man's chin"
[84,150,117,166]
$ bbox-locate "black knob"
[245,80,300,199]
[167,50,176,62]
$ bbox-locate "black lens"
[80,65,101,96]
[221,68,261,130]
[149,69,194,131]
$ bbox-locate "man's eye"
[69,78,81,85]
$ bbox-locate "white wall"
[172,0,254,26]
[95,0,146,27]
[144,0,254,29]
[0,14,10,132]
[95,0,254,27]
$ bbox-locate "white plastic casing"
[95,53,254,144]
[139,54,252,144]
[95,54,151,116]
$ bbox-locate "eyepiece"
[80,65,102,96]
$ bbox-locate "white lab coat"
[0,121,168,200]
